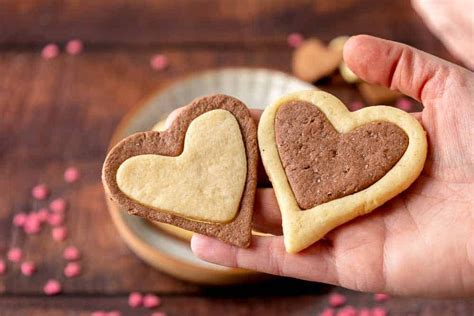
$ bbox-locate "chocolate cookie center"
[275,100,409,210]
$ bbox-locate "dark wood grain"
[0,0,471,315]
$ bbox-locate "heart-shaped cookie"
[258,90,427,253]
[102,95,258,247]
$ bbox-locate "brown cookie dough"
[102,95,258,248]
[275,100,408,210]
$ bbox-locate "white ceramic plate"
[108,68,314,284]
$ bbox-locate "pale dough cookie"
[258,90,427,253]
[117,109,247,223]
[328,35,360,84]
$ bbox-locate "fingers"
[343,35,466,103]
[253,188,282,235]
[191,234,339,285]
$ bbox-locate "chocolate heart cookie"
[102,95,258,247]
[258,90,427,253]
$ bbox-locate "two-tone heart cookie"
[102,95,258,247]
[258,90,427,253]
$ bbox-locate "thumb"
[343,35,468,104]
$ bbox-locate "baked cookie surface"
[258,90,427,253]
[102,94,258,247]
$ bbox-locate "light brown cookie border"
[102,95,258,248]
[258,90,427,253]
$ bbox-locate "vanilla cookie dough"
[103,94,258,247]
[258,90,427,253]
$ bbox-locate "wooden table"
[0,1,472,315]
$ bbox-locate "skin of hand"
[167,35,474,298]
[412,0,474,69]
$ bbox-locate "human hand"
[189,35,474,298]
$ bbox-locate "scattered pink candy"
[329,293,347,308]
[0,259,6,275]
[13,213,28,227]
[52,226,68,241]
[128,292,143,308]
[50,198,67,213]
[374,293,390,302]
[91,312,106,316]
[37,208,49,222]
[150,312,167,316]
[7,248,22,262]
[48,212,64,227]
[32,184,49,200]
[358,308,371,316]
[24,215,42,235]
[63,246,81,261]
[107,311,121,316]
[319,307,335,316]
[143,294,161,309]
[336,306,357,316]
[287,32,304,48]
[66,39,83,55]
[349,101,364,111]
[20,261,36,276]
[372,307,388,316]
[43,279,61,296]
[150,54,168,71]
[64,262,81,278]
[41,43,59,60]
[64,166,80,183]
[396,97,412,111]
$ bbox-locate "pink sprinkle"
[37,208,49,222]
[107,311,121,316]
[396,97,412,111]
[13,213,28,227]
[64,262,81,278]
[7,248,22,262]
[0,259,6,275]
[150,54,168,71]
[329,293,347,308]
[20,261,36,276]
[52,226,68,241]
[319,307,335,316]
[143,294,161,309]
[349,101,364,111]
[41,43,59,60]
[128,292,143,308]
[150,313,167,316]
[31,184,49,200]
[91,312,107,316]
[372,307,388,316]
[43,279,61,295]
[48,212,64,227]
[24,215,42,235]
[287,32,304,48]
[336,306,357,316]
[63,246,81,261]
[358,308,371,316]
[374,293,390,302]
[64,166,80,183]
[66,39,83,55]
[50,198,67,213]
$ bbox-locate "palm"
[191,35,474,297]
